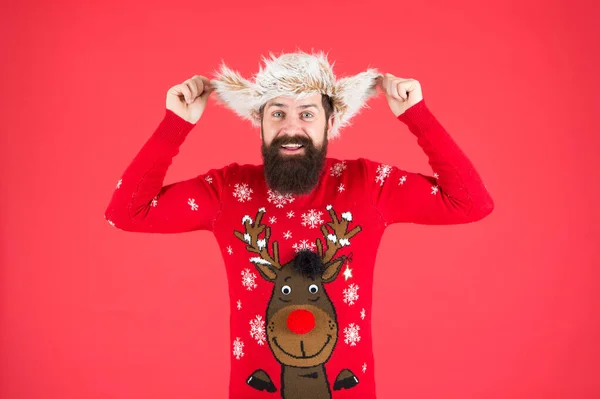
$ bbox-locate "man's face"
[260,94,334,195]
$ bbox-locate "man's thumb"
[200,82,215,99]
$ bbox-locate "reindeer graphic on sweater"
[234,205,362,399]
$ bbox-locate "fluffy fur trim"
[210,51,381,139]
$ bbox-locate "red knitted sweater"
[104,99,494,399]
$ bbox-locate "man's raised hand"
[166,75,214,124]
[377,73,423,117]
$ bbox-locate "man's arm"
[104,110,227,233]
[364,75,494,225]
[104,75,226,233]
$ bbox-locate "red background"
[1,0,599,398]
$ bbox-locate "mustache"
[270,135,313,147]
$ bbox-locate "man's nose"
[281,115,303,134]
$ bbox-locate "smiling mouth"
[280,145,305,154]
[281,143,303,148]
[272,334,332,359]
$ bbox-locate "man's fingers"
[378,73,417,102]
[191,75,215,99]
[390,79,403,100]
[391,81,400,100]
[396,82,407,101]
[185,81,198,102]
[201,80,215,98]
[194,75,208,92]
[178,83,192,103]
[386,78,394,99]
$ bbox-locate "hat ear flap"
[329,69,381,139]
[211,63,262,127]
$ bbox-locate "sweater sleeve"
[104,109,227,233]
[362,99,494,226]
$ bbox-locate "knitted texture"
[105,100,494,398]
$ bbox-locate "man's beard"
[261,128,328,195]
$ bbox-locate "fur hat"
[210,51,381,139]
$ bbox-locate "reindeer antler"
[316,205,362,267]
[234,208,282,276]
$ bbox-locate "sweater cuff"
[151,109,196,146]
[397,99,438,135]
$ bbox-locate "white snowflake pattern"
[205,175,213,184]
[301,209,324,229]
[107,219,115,227]
[398,175,407,185]
[269,216,277,224]
[330,161,347,177]
[362,363,367,373]
[267,189,295,208]
[287,211,295,219]
[116,179,122,189]
[188,198,198,211]
[227,246,233,255]
[361,308,366,320]
[343,283,359,305]
[151,197,158,207]
[338,184,345,193]
[433,172,439,179]
[233,183,253,202]
[431,185,439,195]
[375,164,392,186]
[233,337,245,359]
[344,323,361,346]
[249,315,267,345]
[241,268,258,291]
[292,240,317,253]
[284,231,292,240]
[237,300,242,310]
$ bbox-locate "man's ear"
[328,115,334,131]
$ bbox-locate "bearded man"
[105,51,494,399]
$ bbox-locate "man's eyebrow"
[298,104,318,109]
[267,103,318,110]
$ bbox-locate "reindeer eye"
[308,284,319,294]
[281,285,292,295]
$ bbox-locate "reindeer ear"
[250,258,278,282]
[255,264,278,282]
[321,257,345,283]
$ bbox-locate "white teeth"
[282,144,302,148]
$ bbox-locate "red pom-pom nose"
[287,309,316,335]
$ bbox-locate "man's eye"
[302,112,313,118]
[273,111,283,118]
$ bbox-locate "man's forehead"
[265,94,322,108]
